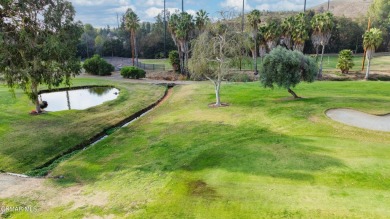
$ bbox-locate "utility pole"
[182,0,184,12]
[328,0,330,11]
[164,0,166,58]
[241,0,245,32]
[304,0,307,12]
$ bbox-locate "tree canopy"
[0,0,83,113]
[260,46,318,98]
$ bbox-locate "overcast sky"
[69,0,329,28]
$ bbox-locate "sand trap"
[326,109,390,132]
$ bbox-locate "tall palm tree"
[247,9,261,74]
[292,12,309,52]
[124,8,140,66]
[281,16,295,50]
[311,12,334,78]
[363,28,383,79]
[195,9,210,33]
[168,12,194,75]
[264,18,281,51]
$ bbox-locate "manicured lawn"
[320,53,390,73]
[4,81,390,218]
[0,78,166,173]
[139,59,173,70]
[235,53,390,73]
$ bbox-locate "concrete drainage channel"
[5,83,175,178]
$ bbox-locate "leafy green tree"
[247,9,262,74]
[336,49,354,74]
[260,46,318,98]
[190,12,241,107]
[368,0,390,51]
[311,12,335,78]
[94,35,105,56]
[0,0,82,113]
[83,55,114,76]
[124,8,140,66]
[363,28,383,79]
[328,17,364,54]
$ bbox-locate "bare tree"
[190,11,242,107]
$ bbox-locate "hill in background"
[311,0,373,19]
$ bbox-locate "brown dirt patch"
[208,103,230,108]
[188,180,217,198]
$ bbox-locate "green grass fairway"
[4,81,389,218]
[222,53,390,73]
[321,53,390,73]
[0,78,165,173]
[139,59,173,70]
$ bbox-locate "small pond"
[40,87,120,112]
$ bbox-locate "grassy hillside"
[0,79,165,173]
[4,81,390,218]
[312,0,373,19]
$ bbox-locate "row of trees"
[77,12,177,60]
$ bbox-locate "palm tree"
[247,9,261,74]
[292,12,309,52]
[264,18,281,51]
[195,9,210,33]
[168,12,194,75]
[363,28,383,79]
[281,16,294,50]
[311,12,334,78]
[124,8,140,66]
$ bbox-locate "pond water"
[40,87,120,112]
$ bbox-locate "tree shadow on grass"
[55,121,344,184]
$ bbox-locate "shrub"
[83,55,114,76]
[336,49,354,74]
[168,50,180,72]
[120,66,146,79]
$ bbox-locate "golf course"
[1,78,389,218]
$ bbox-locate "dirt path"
[326,109,390,132]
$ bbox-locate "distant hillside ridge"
[311,0,373,19]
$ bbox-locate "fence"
[135,61,166,71]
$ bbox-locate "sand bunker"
[326,109,390,132]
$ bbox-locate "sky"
[69,0,329,28]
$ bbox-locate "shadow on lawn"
[55,121,344,184]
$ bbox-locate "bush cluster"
[336,49,354,74]
[168,50,180,72]
[120,66,146,79]
[83,55,114,76]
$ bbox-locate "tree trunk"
[134,33,138,64]
[254,41,258,74]
[66,90,71,110]
[184,41,189,77]
[130,30,135,66]
[365,58,371,80]
[215,81,221,106]
[315,45,319,61]
[318,44,326,79]
[32,82,41,113]
[288,88,300,99]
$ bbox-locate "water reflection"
[40,87,119,112]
